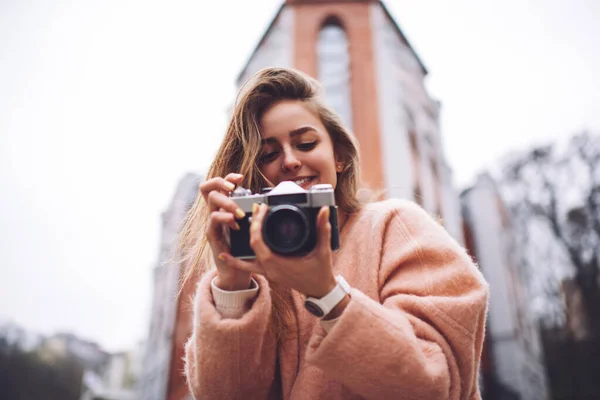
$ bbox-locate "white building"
[38,332,109,372]
[80,348,141,400]
[462,173,549,400]
[140,173,202,400]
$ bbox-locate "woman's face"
[258,100,339,190]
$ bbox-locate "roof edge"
[378,1,428,76]
[235,1,429,84]
[235,3,286,85]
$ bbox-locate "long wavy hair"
[178,67,361,339]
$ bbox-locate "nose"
[281,149,301,173]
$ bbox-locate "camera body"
[229,181,340,258]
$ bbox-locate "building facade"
[462,173,549,400]
[140,173,202,400]
[80,346,142,400]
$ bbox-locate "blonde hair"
[178,67,361,339]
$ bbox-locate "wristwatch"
[304,275,351,318]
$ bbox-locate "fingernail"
[252,203,259,214]
[233,222,241,231]
[225,182,235,191]
[235,208,246,219]
[324,207,330,219]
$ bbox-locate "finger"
[199,177,236,201]
[249,203,272,259]
[224,173,244,186]
[207,190,246,219]
[209,211,240,232]
[220,173,244,196]
[316,206,332,255]
[217,252,265,275]
[206,213,230,249]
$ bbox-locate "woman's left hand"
[218,203,337,298]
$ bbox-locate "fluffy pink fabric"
[185,199,489,399]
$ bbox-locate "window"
[317,18,353,132]
[430,157,442,217]
[410,132,423,205]
[406,110,422,205]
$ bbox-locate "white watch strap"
[306,275,351,317]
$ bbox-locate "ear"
[334,154,345,173]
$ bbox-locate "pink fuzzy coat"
[185,199,489,399]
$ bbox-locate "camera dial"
[231,187,252,197]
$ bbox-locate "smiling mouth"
[292,176,317,189]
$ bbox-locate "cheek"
[320,149,338,171]
[259,163,278,181]
[314,149,338,178]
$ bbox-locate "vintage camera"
[229,181,340,258]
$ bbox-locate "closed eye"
[259,151,279,164]
[297,141,317,151]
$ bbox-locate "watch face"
[304,301,325,317]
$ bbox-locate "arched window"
[317,17,353,132]
[409,130,422,205]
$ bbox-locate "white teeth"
[294,177,312,185]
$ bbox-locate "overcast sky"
[1,0,599,352]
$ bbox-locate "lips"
[290,176,317,189]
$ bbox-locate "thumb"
[316,206,332,256]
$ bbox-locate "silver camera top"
[309,184,334,192]
[230,181,335,213]
[230,187,253,197]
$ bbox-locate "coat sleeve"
[184,269,278,400]
[305,201,489,400]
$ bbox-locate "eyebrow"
[261,126,316,144]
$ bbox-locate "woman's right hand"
[199,173,252,291]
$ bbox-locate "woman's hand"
[199,173,254,291]
[218,203,337,298]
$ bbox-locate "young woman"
[179,67,489,399]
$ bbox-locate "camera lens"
[263,205,309,255]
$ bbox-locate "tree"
[0,336,84,399]
[499,132,600,337]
